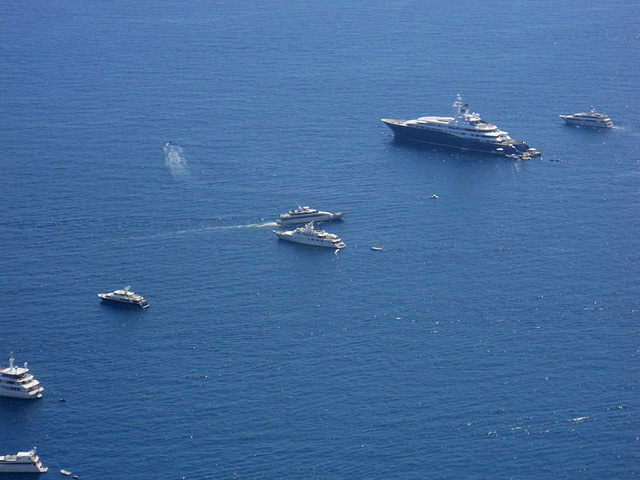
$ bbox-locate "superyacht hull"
[382,120,530,156]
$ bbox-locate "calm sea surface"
[0,1,638,478]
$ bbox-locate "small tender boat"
[273,222,345,249]
[98,286,149,308]
[0,353,43,400]
[277,206,345,225]
[0,448,48,473]
[559,107,613,128]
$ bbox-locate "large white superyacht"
[382,95,539,158]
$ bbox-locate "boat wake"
[163,142,190,179]
[218,221,278,230]
[130,221,279,240]
[174,221,278,235]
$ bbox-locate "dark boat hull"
[383,120,531,156]
[99,297,149,308]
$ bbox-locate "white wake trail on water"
[217,221,279,230]
[130,222,279,240]
[176,221,278,234]
[163,142,190,179]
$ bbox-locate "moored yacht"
[98,286,149,308]
[560,107,613,128]
[382,95,539,158]
[0,448,48,473]
[277,206,346,225]
[273,222,345,249]
[0,353,43,400]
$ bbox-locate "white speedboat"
[0,353,43,400]
[0,448,48,473]
[273,222,345,249]
[560,107,613,128]
[98,286,149,308]
[277,206,345,225]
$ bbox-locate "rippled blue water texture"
[0,1,638,478]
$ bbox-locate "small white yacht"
[273,222,345,249]
[560,107,613,128]
[0,353,43,400]
[98,286,149,308]
[0,448,48,473]
[277,206,346,225]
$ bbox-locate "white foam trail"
[131,221,279,240]
[163,142,190,179]
[569,416,588,423]
[219,221,278,230]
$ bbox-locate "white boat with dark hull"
[273,222,345,249]
[382,95,540,158]
[0,353,43,400]
[98,286,149,308]
[277,206,346,225]
[0,448,48,473]
[560,107,613,128]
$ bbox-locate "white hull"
[0,464,48,473]
[277,212,344,225]
[0,450,48,473]
[0,388,43,399]
[560,117,613,128]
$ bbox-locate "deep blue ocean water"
[1,1,639,478]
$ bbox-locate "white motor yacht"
[273,222,345,249]
[0,353,43,400]
[98,286,149,308]
[0,448,48,473]
[560,107,613,128]
[277,206,345,225]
